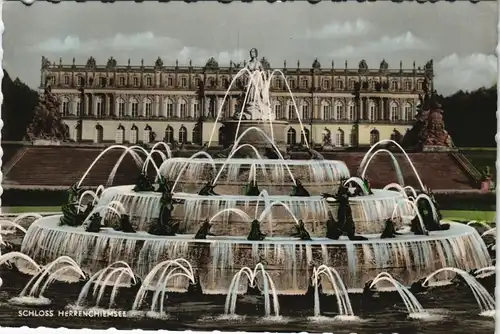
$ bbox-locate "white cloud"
[330,31,429,57]
[31,32,180,53]
[300,19,371,39]
[175,47,246,66]
[434,53,497,96]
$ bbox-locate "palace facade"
[41,55,434,147]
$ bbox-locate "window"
[336,129,345,147]
[95,125,103,143]
[404,104,412,120]
[405,81,412,91]
[166,100,174,117]
[133,77,139,86]
[301,104,310,120]
[288,79,296,89]
[131,100,139,117]
[336,80,343,89]
[99,77,106,87]
[167,77,173,86]
[287,128,296,145]
[61,100,70,115]
[119,77,125,86]
[179,126,187,144]
[288,104,296,119]
[146,77,152,87]
[369,103,376,121]
[115,126,125,144]
[335,104,344,120]
[144,126,152,143]
[370,129,380,146]
[145,101,152,117]
[78,76,85,86]
[274,104,283,119]
[275,79,282,89]
[64,76,70,85]
[390,103,399,121]
[193,102,200,118]
[301,78,308,89]
[164,126,174,143]
[180,101,187,118]
[349,80,356,90]
[391,81,398,90]
[301,128,310,144]
[118,100,125,117]
[130,126,138,144]
[323,105,332,120]
[417,81,423,91]
[322,80,330,90]
[75,101,81,116]
[96,99,103,116]
[348,104,354,120]
[181,77,187,87]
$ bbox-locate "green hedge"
[3,189,68,206]
[2,188,496,211]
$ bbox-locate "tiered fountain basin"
[20,216,490,295]
[159,158,351,196]
[98,186,408,235]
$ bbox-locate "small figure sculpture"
[85,212,102,233]
[291,219,312,241]
[60,202,79,227]
[133,172,155,192]
[67,182,84,203]
[156,175,174,194]
[149,190,180,236]
[379,219,401,239]
[410,215,429,235]
[114,214,136,233]
[325,210,342,240]
[74,202,95,226]
[409,278,428,294]
[244,180,260,196]
[336,190,367,241]
[247,219,266,241]
[290,179,310,197]
[198,179,219,196]
[194,218,216,239]
[415,197,449,231]
[307,148,325,160]
[362,280,377,300]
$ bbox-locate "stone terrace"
[3,146,477,190]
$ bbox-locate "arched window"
[301,128,310,145]
[370,129,380,146]
[336,129,345,147]
[349,126,358,147]
[165,98,174,118]
[115,125,125,144]
[287,128,296,145]
[368,101,376,121]
[301,101,311,121]
[164,126,174,143]
[130,125,138,144]
[130,98,139,117]
[144,99,153,117]
[390,102,399,121]
[179,126,187,144]
[61,97,70,116]
[335,102,344,120]
[179,99,188,118]
[192,124,202,145]
[322,101,332,120]
[117,98,126,117]
[94,124,104,143]
[144,125,152,143]
[95,96,103,117]
[348,102,355,121]
[403,103,413,121]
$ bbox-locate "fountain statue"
[247,219,266,241]
[114,214,136,233]
[26,82,70,143]
[148,189,180,236]
[84,212,102,233]
[194,219,215,239]
[291,219,312,241]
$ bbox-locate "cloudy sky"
[3,1,497,96]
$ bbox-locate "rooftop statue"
[26,82,70,143]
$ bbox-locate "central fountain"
[16,49,491,301]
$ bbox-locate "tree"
[1,71,39,140]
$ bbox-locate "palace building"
[40,55,434,147]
